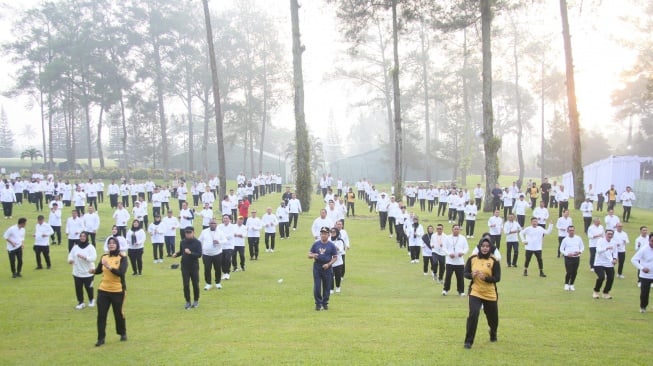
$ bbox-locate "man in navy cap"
[307,226,338,311]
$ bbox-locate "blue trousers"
[313,265,333,306]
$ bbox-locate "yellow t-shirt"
[468,255,499,301]
[98,254,127,293]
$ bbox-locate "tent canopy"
[562,155,653,197]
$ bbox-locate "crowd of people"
[2,172,652,350]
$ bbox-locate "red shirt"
[238,199,250,218]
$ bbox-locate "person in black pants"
[173,227,203,309]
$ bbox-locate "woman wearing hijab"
[463,238,501,349]
[126,219,146,276]
[68,232,97,309]
[104,225,128,254]
[92,237,128,347]
[330,227,346,294]
[421,225,435,276]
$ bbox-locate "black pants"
[88,196,98,210]
[493,198,501,212]
[419,199,426,211]
[75,206,85,215]
[289,213,299,229]
[164,236,176,256]
[33,245,51,268]
[88,233,96,247]
[623,206,632,222]
[98,191,104,203]
[490,235,501,250]
[437,202,447,216]
[379,211,388,230]
[152,243,163,260]
[128,248,143,275]
[558,201,568,218]
[73,275,94,304]
[517,215,525,228]
[161,202,169,214]
[423,255,434,273]
[121,195,129,207]
[109,194,118,209]
[313,265,333,307]
[502,240,517,266]
[583,217,591,234]
[117,226,126,238]
[279,222,290,238]
[639,277,653,309]
[448,208,456,222]
[617,252,626,276]
[428,199,435,212]
[530,197,537,209]
[202,254,222,284]
[96,289,126,341]
[34,192,43,211]
[346,202,355,217]
[192,194,199,207]
[15,192,22,204]
[232,247,245,270]
[503,206,512,221]
[8,248,23,274]
[564,256,580,285]
[221,249,233,274]
[589,247,597,269]
[2,201,12,217]
[396,224,406,248]
[607,200,616,211]
[248,237,260,259]
[341,254,346,278]
[465,295,498,346]
[524,250,543,270]
[444,264,465,294]
[388,217,396,235]
[181,267,200,302]
[333,265,344,288]
[594,266,615,293]
[265,233,276,250]
[409,246,420,261]
[457,211,464,227]
[67,239,79,252]
[369,201,376,212]
[475,198,482,209]
[153,207,161,219]
[432,254,445,281]
[465,220,475,237]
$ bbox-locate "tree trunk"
[97,105,105,169]
[38,62,47,167]
[391,0,403,201]
[513,24,524,185]
[82,73,93,175]
[119,91,128,176]
[152,37,168,180]
[377,22,395,165]
[461,27,472,186]
[259,42,268,175]
[481,0,500,212]
[559,0,585,208]
[202,83,209,176]
[187,62,194,172]
[420,19,431,182]
[202,0,227,198]
[290,0,312,211]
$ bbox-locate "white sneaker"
[570,285,576,291]
[75,303,86,310]
[215,283,222,289]
[330,290,334,294]
[88,299,95,307]
[154,260,158,264]
[224,273,230,280]
[159,259,164,263]
[292,228,296,231]
[204,284,212,291]
[423,272,428,276]
[641,308,647,313]
[335,287,341,293]
[271,249,275,253]
[637,282,641,287]
[221,274,227,280]
[459,293,466,297]
[590,268,594,272]
[564,284,570,291]
[442,290,448,296]
[618,274,625,279]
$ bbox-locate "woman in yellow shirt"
[91,237,128,347]
[463,238,501,349]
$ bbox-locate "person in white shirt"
[377,192,390,230]
[406,215,424,263]
[555,185,570,218]
[108,180,120,209]
[613,223,630,279]
[513,194,529,227]
[49,202,62,245]
[72,185,87,215]
[593,230,618,299]
[197,202,213,230]
[519,217,553,277]
[464,201,478,239]
[311,209,334,240]
[0,181,16,218]
[631,234,653,312]
[126,220,146,276]
[262,207,279,252]
[33,214,54,269]
[473,183,484,209]
[112,202,130,238]
[66,210,85,252]
[276,201,290,239]
[503,213,522,267]
[200,219,227,290]
[81,205,100,247]
[587,217,605,271]
[148,214,165,263]
[231,216,248,272]
[555,210,573,258]
[604,209,620,231]
[580,197,593,234]
[246,209,263,260]
[560,225,584,291]
[4,217,27,278]
[455,192,466,228]
[620,186,636,223]
[634,226,649,287]
[502,187,513,221]
[201,186,215,209]
[176,182,188,211]
[487,210,503,249]
[67,232,97,309]
[288,193,302,231]
[532,201,549,228]
[442,224,469,296]
[162,210,179,257]
[429,224,448,283]
[178,202,194,238]
[217,214,235,280]
[85,179,98,210]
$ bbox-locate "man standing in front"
[172,227,202,309]
[5,217,27,278]
[631,234,653,313]
[307,226,338,311]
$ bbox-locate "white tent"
[562,155,653,197]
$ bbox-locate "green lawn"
[0,188,651,365]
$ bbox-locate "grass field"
[0,186,651,365]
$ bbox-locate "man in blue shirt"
[308,226,338,311]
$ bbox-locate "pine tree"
[0,107,16,158]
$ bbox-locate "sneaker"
[215,283,222,289]
[120,334,128,342]
[154,260,158,264]
[204,284,212,291]
[270,249,275,253]
[88,299,95,307]
[423,272,428,276]
[564,284,570,291]
[233,268,240,272]
[442,290,448,296]
[315,305,322,311]
[637,282,641,288]
[322,304,329,310]
[523,269,528,277]
[590,268,594,272]
[224,273,230,280]
[335,287,341,293]
[602,293,613,299]
[592,291,600,299]
[95,339,105,347]
[75,303,86,310]
[539,272,547,278]
[459,292,466,297]
[293,228,296,231]
[464,343,472,349]
[330,290,334,294]
[221,274,227,280]
[618,274,625,279]
[241,266,246,271]
[641,308,647,313]
[184,302,192,310]
[191,301,199,308]
[570,285,576,291]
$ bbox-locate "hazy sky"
[0,0,640,160]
